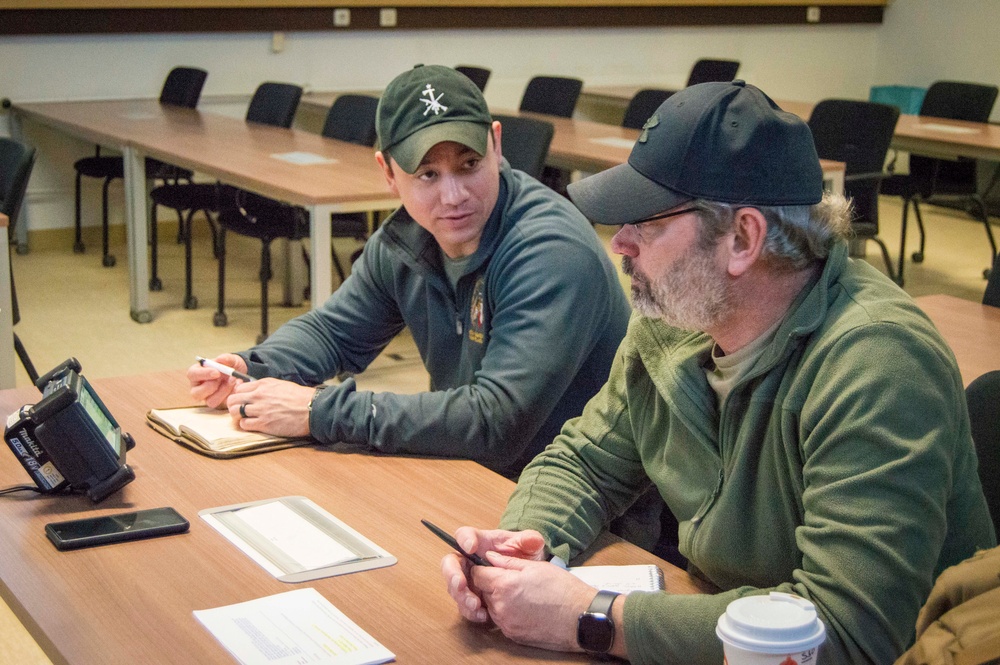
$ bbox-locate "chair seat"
[150,182,218,210]
[331,213,369,238]
[217,205,309,242]
[75,155,193,182]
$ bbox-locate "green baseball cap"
[376,64,492,174]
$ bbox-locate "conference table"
[11,100,399,322]
[0,369,711,665]
[0,212,13,389]
[915,293,1000,386]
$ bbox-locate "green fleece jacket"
[501,242,996,664]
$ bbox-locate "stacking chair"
[211,83,305,343]
[519,76,582,194]
[685,58,741,86]
[320,94,380,281]
[965,370,1000,533]
[518,75,583,119]
[622,89,674,130]
[880,81,999,284]
[73,66,207,268]
[0,138,39,382]
[492,113,554,180]
[455,65,491,93]
[808,99,901,283]
[149,82,302,310]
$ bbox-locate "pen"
[421,519,492,566]
[196,356,255,383]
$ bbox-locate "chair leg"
[73,171,86,253]
[970,195,997,279]
[13,333,39,385]
[911,199,926,263]
[183,209,198,310]
[331,245,347,283]
[101,177,116,267]
[897,198,910,287]
[258,240,272,345]
[213,228,228,327]
[149,202,163,291]
[871,237,898,284]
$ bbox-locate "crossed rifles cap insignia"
[420,83,448,116]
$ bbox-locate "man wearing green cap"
[440,81,995,664]
[188,65,630,479]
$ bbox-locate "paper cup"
[716,592,826,665]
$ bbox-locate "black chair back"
[966,370,1000,533]
[493,114,554,180]
[911,81,999,194]
[246,82,303,128]
[808,99,900,225]
[321,94,379,147]
[686,59,740,86]
[518,76,583,118]
[159,66,208,108]
[455,66,491,93]
[622,89,674,130]
[0,137,36,231]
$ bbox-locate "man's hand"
[473,551,598,652]
[227,379,316,438]
[441,528,547,623]
[188,354,248,408]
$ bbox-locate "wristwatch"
[577,589,620,656]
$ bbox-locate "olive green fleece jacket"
[500,242,996,665]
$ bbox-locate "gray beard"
[622,248,732,331]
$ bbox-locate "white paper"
[915,123,979,135]
[233,502,357,570]
[589,137,636,149]
[194,588,395,665]
[270,151,338,165]
[569,564,664,594]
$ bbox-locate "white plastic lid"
[716,592,827,653]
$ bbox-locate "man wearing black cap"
[188,65,629,479]
[441,81,995,664]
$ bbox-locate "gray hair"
[690,194,852,272]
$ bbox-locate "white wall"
[1,17,886,232]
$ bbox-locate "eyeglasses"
[633,206,699,225]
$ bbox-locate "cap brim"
[567,162,692,225]
[387,121,489,173]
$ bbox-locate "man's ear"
[491,120,503,162]
[725,207,767,277]
[375,151,399,196]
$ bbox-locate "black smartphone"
[45,507,189,551]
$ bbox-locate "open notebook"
[147,406,310,458]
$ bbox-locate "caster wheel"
[984,268,992,280]
[15,244,29,256]
[150,277,163,291]
[213,312,228,327]
[103,255,116,267]
[184,296,198,310]
[911,251,924,263]
[73,242,85,254]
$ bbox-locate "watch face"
[577,612,615,653]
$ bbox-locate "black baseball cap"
[567,80,824,225]
[376,64,492,174]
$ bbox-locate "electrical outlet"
[380,8,397,27]
[271,31,285,53]
[333,8,350,27]
[806,6,821,23]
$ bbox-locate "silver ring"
[239,403,248,418]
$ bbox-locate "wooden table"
[0,212,12,389]
[0,370,710,665]
[12,100,398,322]
[915,294,1000,385]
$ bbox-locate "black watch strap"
[588,589,619,617]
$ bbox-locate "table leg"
[0,224,16,388]
[122,145,152,323]
[307,204,333,310]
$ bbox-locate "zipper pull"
[456,316,463,335]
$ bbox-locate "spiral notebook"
[568,564,665,594]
